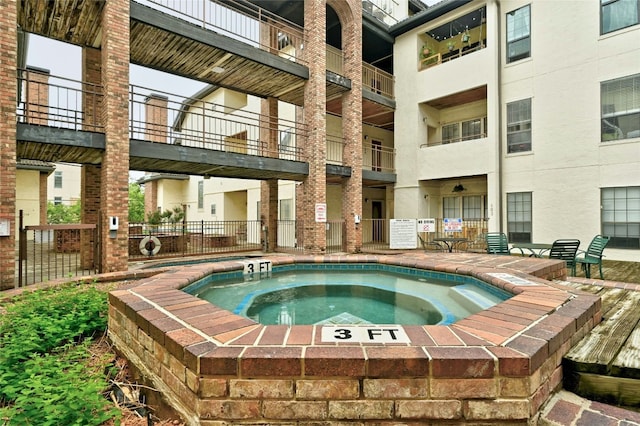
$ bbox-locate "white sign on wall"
[315,203,327,223]
[417,218,436,233]
[389,219,417,249]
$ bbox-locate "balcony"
[418,6,487,71]
[327,134,395,173]
[141,0,306,65]
[327,45,394,99]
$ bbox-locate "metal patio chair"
[548,239,581,276]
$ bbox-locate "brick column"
[299,0,327,254]
[24,66,50,125]
[81,165,101,269]
[39,173,48,224]
[81,47,103,270]
[0,0,17,289]
[260,97,278,252]
[145,94,168,143]
[338,0,363,253]
[100,0,130,272]
[144,179,158,219]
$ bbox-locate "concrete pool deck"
[107,252,604,424]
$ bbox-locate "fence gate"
[18,211,100,287]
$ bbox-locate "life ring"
[139,236,161,256]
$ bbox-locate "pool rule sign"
[321,326,410,343]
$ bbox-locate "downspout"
[496,0,504,233]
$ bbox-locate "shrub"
[0,283,120,425]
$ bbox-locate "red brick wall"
[39,172,48,225]
[0,0,17,289]
[145,94,168,143]
[82,47,103,130]
[81,165,101,269]
[25,67,49,125]
[144,180,158,219]
[336,0,363,253]
[100,0,130,273]
[81,47,103,270]
[260,97,278,251]
[299,0,327,254]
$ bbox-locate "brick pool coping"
[107,252,602,424]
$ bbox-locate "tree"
[128,182,145,223]
[47,201,81,224]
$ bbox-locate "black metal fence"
[128,220,262,260]
[18,216,100,287]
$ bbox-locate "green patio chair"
[575,235,610,279]
[548,239,580,276]
[485,232,511,255]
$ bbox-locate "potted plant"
[421,45,431,58]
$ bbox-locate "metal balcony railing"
[139,0,306,64]
[362,142,395,173]
[129,84,308,161]
[17,68,103,132]
[327,45,394,99]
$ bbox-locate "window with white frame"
[443,196,460,219]
[506,5,531,63]
[210,204,216,215]
[507,98,532,153]
[601,0,640,34]
[54,171,62,189]
[54,196,62,205]
[279,199,293,220]
[601,73,640,141]
[198,181,204,210]
[442,123,459,144]
[441,117,487,144]
[462,195,483,220]
[507,192,532,243]
[601,186,640,248]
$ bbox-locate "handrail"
[129,84,308,161]
[139,0,306,65]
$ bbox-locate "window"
[210,204,216,215]
[601,0,640,34]
[440,117,487,145]
[54,171,62,189]
[507,98,532,153]
[54,196,62,205]
[462,196,483,220]
[506,5,531,63]
[442,123,459,144]
[601,74,640,141]
[279,199,293,220]
[602,187,640,248]
[443,197,460,219]
[507,192,532,243]
[198,181,204,210]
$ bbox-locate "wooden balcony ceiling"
[426,86,487,110]
[17,0,104,48]
[327,97,394,131]
[17,0,309,106]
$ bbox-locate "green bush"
[0,283,120,425]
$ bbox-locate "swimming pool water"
[187,268,509,326]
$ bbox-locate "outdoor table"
[511,242,552,258]
[433,237,469,253]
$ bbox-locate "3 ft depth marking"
[321,326,410,343]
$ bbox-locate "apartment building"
[1,0,638,288]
